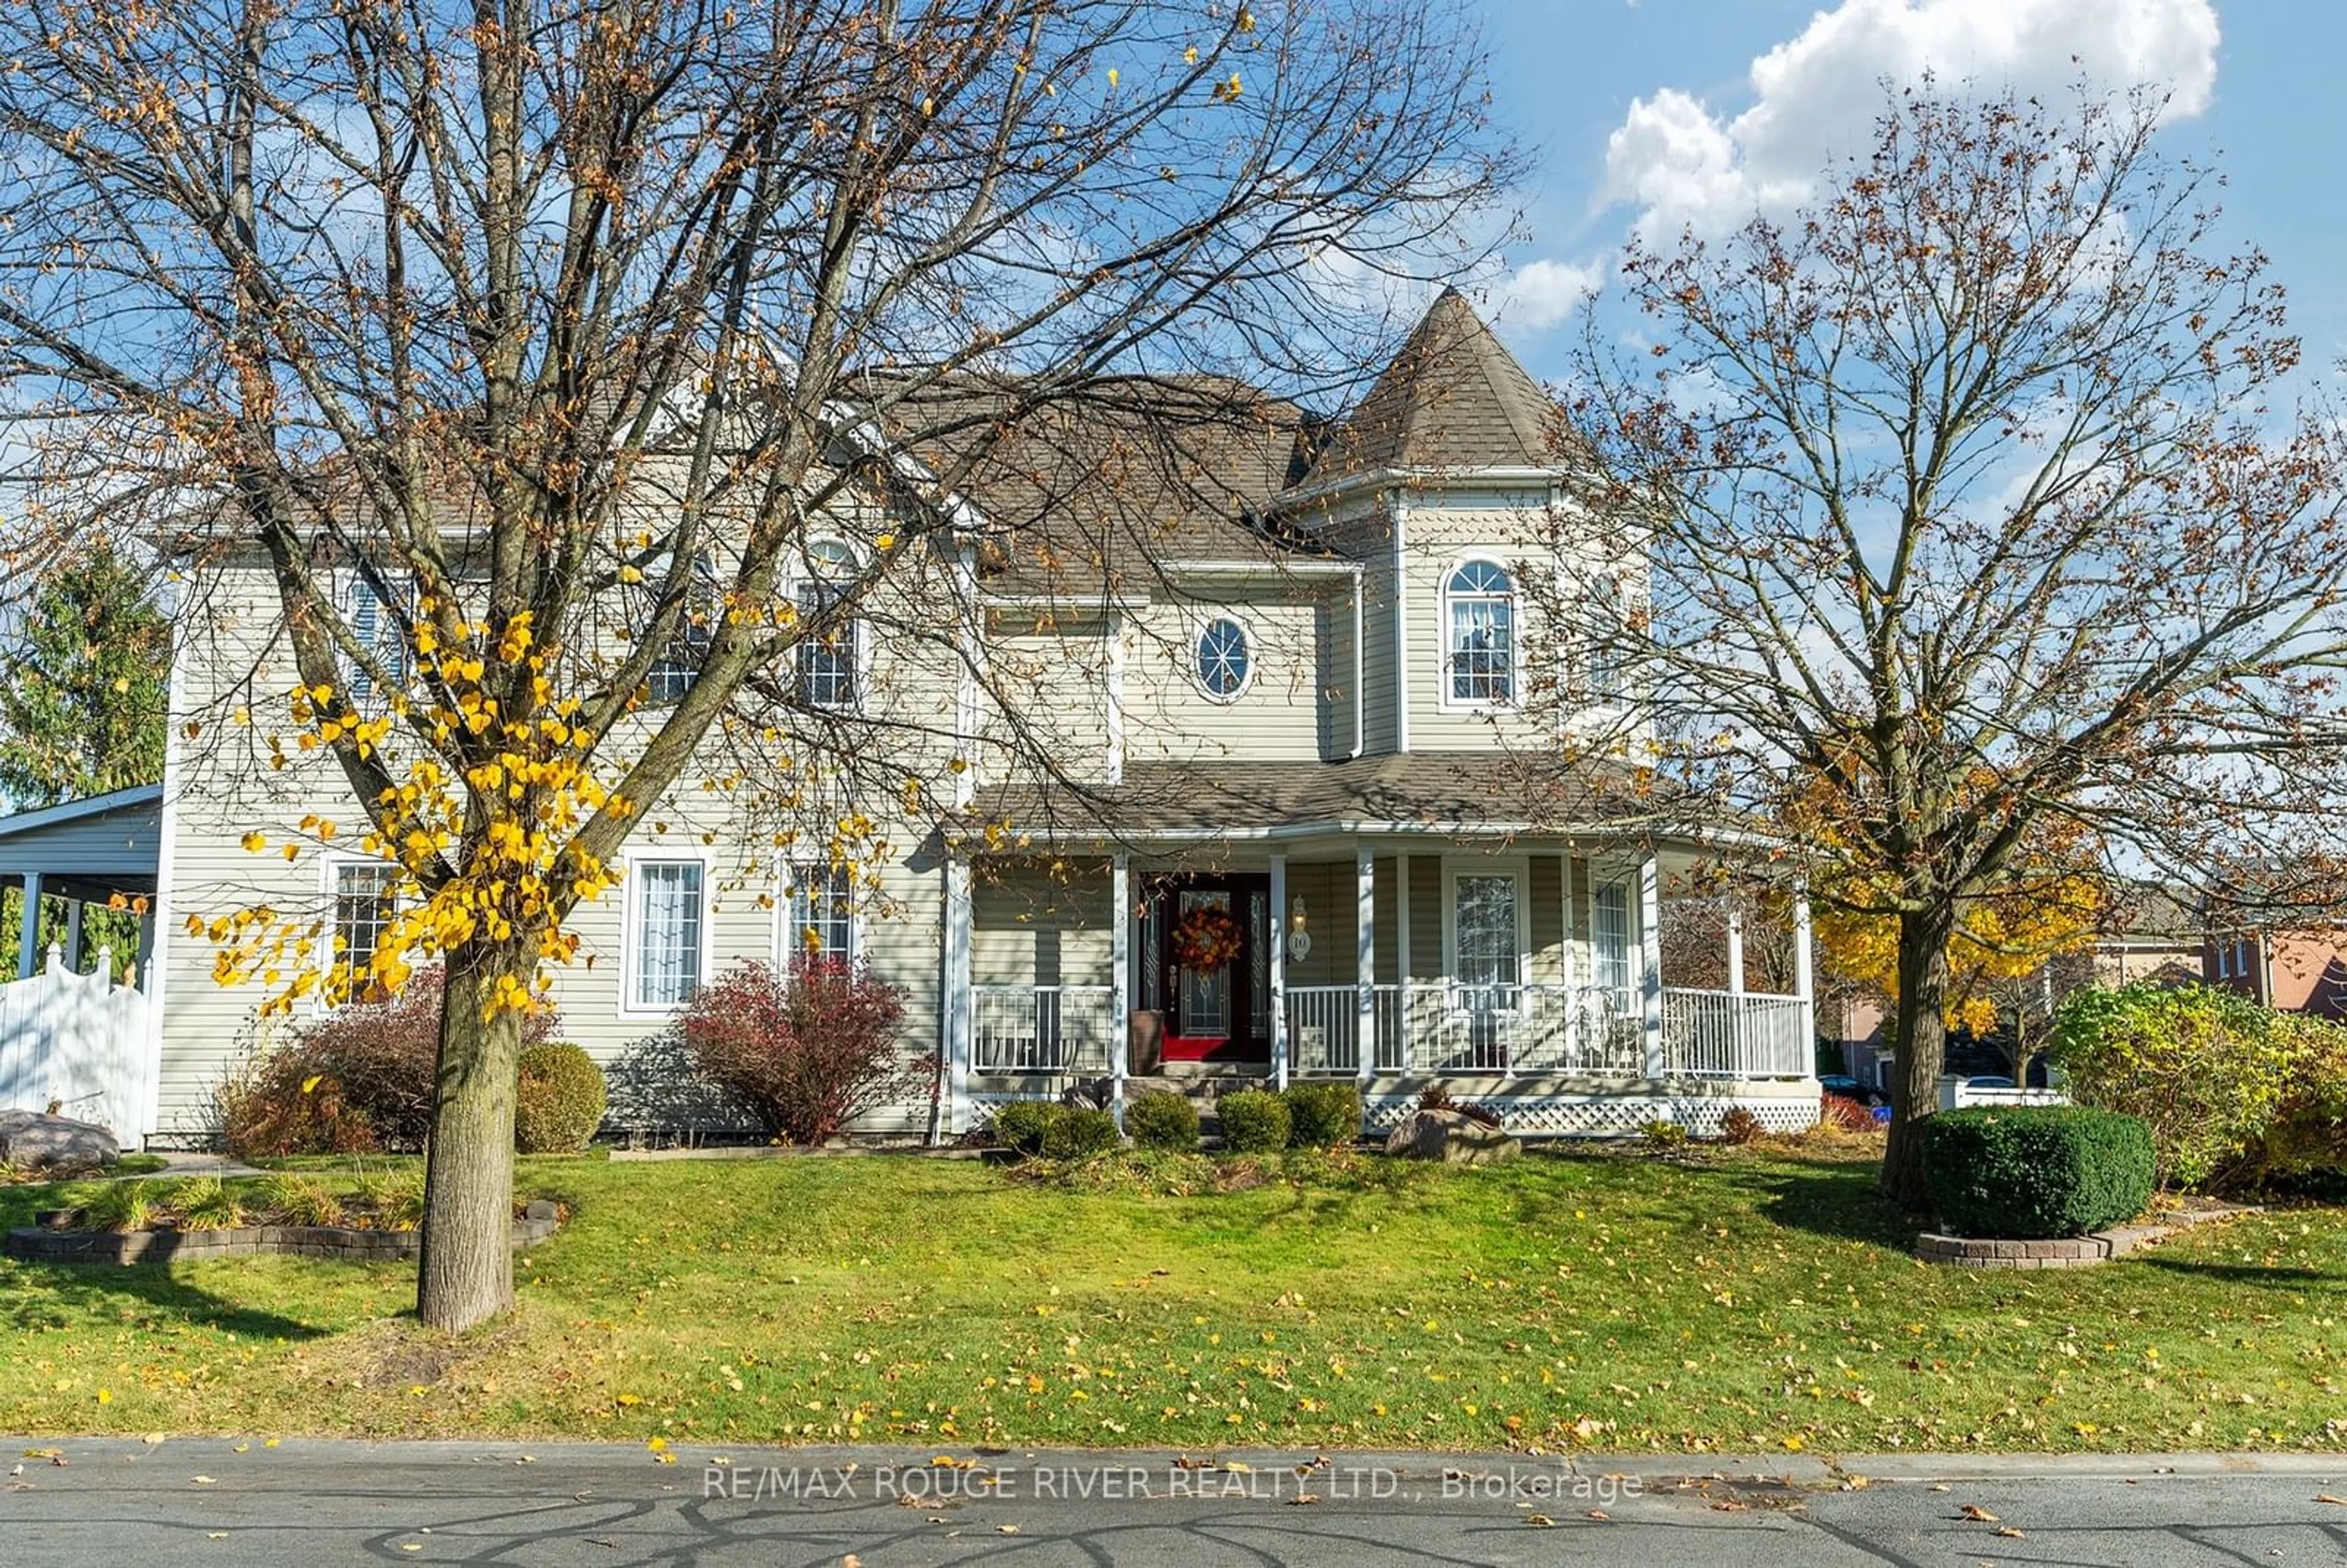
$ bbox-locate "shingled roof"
[1301,288,1559,482]
[958,752,1660,844]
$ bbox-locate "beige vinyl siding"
[1123,587,1323,764]
[1402,494,1557,753]
[151,559,961,1140]
[971,862,1112,986]
[1405,855,1442,982]
[1277,860,1350,987]
[1529,855,1565,984]
[980,624,1112,787]
[1316,585,1358,761]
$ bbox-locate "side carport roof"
[0,783,164,898]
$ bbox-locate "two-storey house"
[0,291,1823,1146]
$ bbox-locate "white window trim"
[315,854,402,1015]
[1590,873,1636,1001]
[619,849,715,1017]
[793,537,870,713]
[1435,554,1521,714]
[645,554,721,705]
[1191,610,1257,705]
[776,862,861,969]
[1438,853,1533,1013]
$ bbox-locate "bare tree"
[1555,82,2347,1204]
[0,0,1518,1325]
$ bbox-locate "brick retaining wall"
[1917,1204,2254,1269]
[5,1200,560,1264]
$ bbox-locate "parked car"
[1819,1074,1888,1105]
[1964,1074,2017,1090]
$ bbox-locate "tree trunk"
[1880,907,1956,1209]
[417,946,527,1331]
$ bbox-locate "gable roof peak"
[1299,287,1559,484]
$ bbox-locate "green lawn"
[3,1146,2343,1455]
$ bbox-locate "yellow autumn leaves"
[210,608,633,1020]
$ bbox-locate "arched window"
[1445,560,1515,703]
[796,539,859,708]
[1194,616,1252,700]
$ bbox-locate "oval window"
[1195,617,1251,699]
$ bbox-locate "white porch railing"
[972,984,1115,1074]
[1660,987,1810,1079]
[0,945,149,1137]
[1285,982,1809,1079]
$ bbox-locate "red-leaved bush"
[1820,1091,1879,1133]
[678,960,918,1145]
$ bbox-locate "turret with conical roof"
[1302,287,1560,482]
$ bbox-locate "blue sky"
[1472,0,2347,381]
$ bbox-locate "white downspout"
[1392,489,1411,754]
[1350,565,1365,760]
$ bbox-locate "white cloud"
[1498,256,1606,333]
[1603,0,2221,241]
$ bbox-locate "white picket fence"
[0,946,149,1139]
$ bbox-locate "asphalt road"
[8,1439,2347,1566]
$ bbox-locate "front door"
[1156,876,1270,1063]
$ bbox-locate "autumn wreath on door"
[1170,904,1245,971]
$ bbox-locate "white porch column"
[1638,855,1664,1079]
[1269,852,1289,1090]
[17,871,40,980]
[1356,845,1376,1110]
[1560,851,1581,1065]
[1110,853,1131,1129]
[1725,903,1747,1073]
[1792,876,1816,1080]
[62,897,83,974]
[942,859,973,1137]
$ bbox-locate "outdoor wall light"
[1287,895,1312,962]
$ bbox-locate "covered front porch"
[939,834,1820,1138]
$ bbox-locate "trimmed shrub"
[515,1042,607,1154]
[1283,1081,1361,1149]
[1043,1105,1121,1160]
[1218,1088,1290,1154]
[2052,983,2288,1190]
[1125,1091,1200,1152]
[678,959,917,1145]
[1922,1105,2156,1238]
[991,1101,1057,1157]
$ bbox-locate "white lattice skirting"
[969,1088,1821,1138]
[1364,1092,1821,1139]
